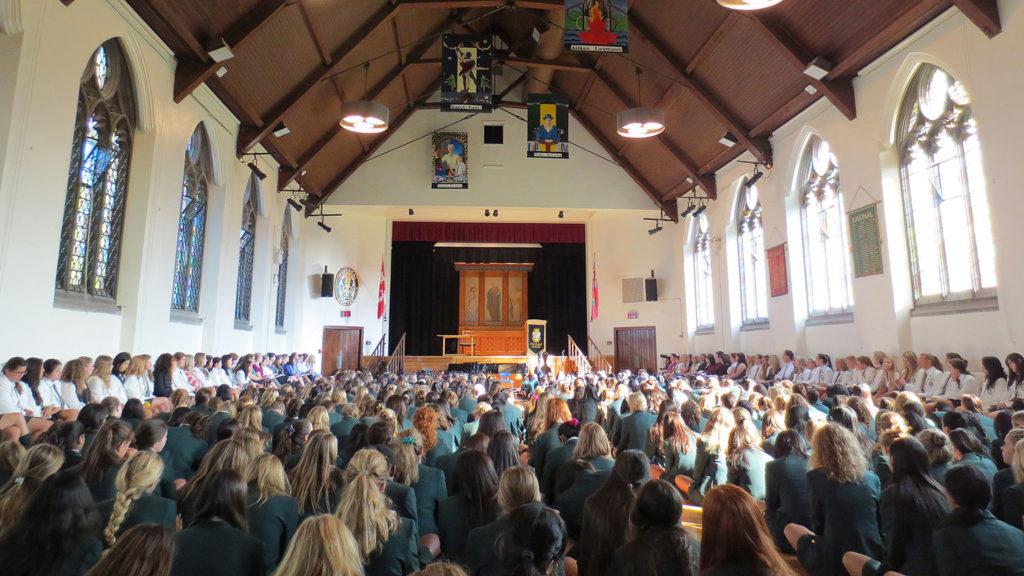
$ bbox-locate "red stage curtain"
[392,222,585,244]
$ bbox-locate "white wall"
[683,4,1024,368]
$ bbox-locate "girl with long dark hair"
[78,419,134,502]
[577,450,651,576]
[496,502,567,576]
[764,430,811,553]
[438,450,499,562]
[608,479,698,576]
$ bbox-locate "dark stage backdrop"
[389,242,587,356]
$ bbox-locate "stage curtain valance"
[392,222,585,244]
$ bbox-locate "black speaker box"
[645,278,658,301]
[320,273,334,298]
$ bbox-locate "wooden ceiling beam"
[587,65,717,199]
[237,1,402,156]
[126,0,206,59]
[629,14,772,166]
[745,12,856,120]
[59,0,77,5]
[297,0,332,65]
[497,72,528,103]
[173,0,290,103]
[829,0,946,79]
[685,13,736,75]
[498,56,593,73]
[400,0,561,8]
[952,0,1001,38]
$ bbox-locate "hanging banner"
[564,0,629,53]
[431,132,469,189]
[849,203,883,277]
[441,34,493,112]
[766,244,789,297]
[527,94,570,159]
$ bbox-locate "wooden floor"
[405,355,530,373]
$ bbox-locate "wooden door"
[614,326,657,373]
[322,326,363,375]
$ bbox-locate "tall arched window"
[738,183,769,324]
[56,40,136,302]
[234,175,259,325]
[171,124,211,313]
[694,213,714,331]
[801,136,853,316]
[897,65,996,305]
[274,216,290,330]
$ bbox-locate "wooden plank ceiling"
[122,0,999,218]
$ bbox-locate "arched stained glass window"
[897,65,996,304]
[694,213,714,330]
[274,217,290,330]
[801,136,853,316]
[56,40,136,301]
[171,124,211,312]
[234,175,259,324]
[738,184,769,324]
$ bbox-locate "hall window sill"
[740,321,770,332]
[169,309,203,325]
[53,290,121,315]
[695,327,714,336]
[234,320,253,332]
[806,312,854,327]
[910,296,999,318]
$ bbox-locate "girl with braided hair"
[336,449,420,576]
[101,450,175,546]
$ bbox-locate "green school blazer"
[164,426,208,480]
[726,448,772,501]
[438,495,498,563]
[54,537,103,576]
[261,409,285,433]
[247,493,299,572]
[466,517,506,576]
[796,470,882,576]
[541,438,578,501]
[171,519,264,576]
[553,468,613,539]
[76,462,124,503]
[425,430,457,467]
[999,482,1024,530]
[689,438,727,505]
[503,403,524,440]
[764,454,812,552]
[528,427,561,481]
[364,517,421,576]
[97,493,177,544]
[933,510,1024,576]
[616,410,657,453]
[411,464,447,535]
[955,453,998,486]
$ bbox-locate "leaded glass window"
[234,176,259,324]
[801,136,853,316]
[694,213,714,330]
[171,125,211,312]
[56,40,135,300]
[275,225,289,330]
[738,184,769,324]
[897,65,996,304]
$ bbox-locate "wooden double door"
[322,326,363,375]
[614,326,657,373]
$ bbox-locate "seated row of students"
[4,352,1024,576]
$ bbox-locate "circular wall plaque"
[335,267,359,306]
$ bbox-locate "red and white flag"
[377,260,386,319]
[591,260,599,321]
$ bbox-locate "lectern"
[524,320,547,357]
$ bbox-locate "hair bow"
[569,418,579,427]
[402,436,416,445]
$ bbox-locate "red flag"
[591,260,599,320]
[377,260,386,319]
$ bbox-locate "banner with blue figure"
[527,94,569,159]
[564,0,629,53]
[432,132,468,189]
[441,35,493,111]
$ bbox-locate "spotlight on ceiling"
[803,57,833,80]
[492,209,498,217]
[317,220,332,233]
[408,208,414,216]
[484,209,490,217]
[247,162,266,181]
[718,133,738,147]
[215,66,228,78]
[648,224,663,236]
[680,204,696,218]
[287,198,302,212]
[716,0,785,10]
[558,210,564,219]
[272,123,290,138]
[206,37,235,62]
[692,204,707,218]
[340,100,389,134]
[805,85,818,95]
[745,169,763,188]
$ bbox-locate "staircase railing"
[363,333,388,372]
[567,335,592,375]
[386,333,407,374]
[587,337,615,373]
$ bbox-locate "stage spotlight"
[692,204,707,217]
[247,162,266,181]
[485,209,490,217]
[493,209,499,217]
[408,208,414,216]
[744,169,763,188]
[317,221,332,233]
[287,198,302,212]
[680,203,696,217]
[558,210,564,219]
[648,225,663,236]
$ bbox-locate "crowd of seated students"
[2,346,1024,576]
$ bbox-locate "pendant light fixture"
[340,63,389,134]
[617,68,665,138]
[716,0,784,10]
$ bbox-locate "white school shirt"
[15,384,41,417]
[943,373,980,400]
[776,362,795,381]
[871,370,892,394]
[38,378,65,409]
[190,368,210,388]
[979,377,1009,410]
[0,374,23,414]
[210,368,232,388]
[920,367,945,400]
[123,374,154,401]
[233,369,250,388]
[796,368,814,383]
[61,381,87,410]
[172,368,192,393]
[816,366,835,385]
[747,364,763,382]
[904,369,927,396]
[862,366,877,385]
[87,375,128,405]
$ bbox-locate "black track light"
[247,161,266,181]
[680,204,696,217]
[648,224,663,236]
[317,221,332,233]
[744,170,763,188]
[287,198,302,212]
[558,210,564,219]
[408,208,414,216]
[493,209,498,217]
[692,204,707,217]
[484,209,490,217]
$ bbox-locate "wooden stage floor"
[404,355,530,373]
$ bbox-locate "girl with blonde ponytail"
[0,444,63,528]
[336,449,420,574]
[102,450,175,545]
[390,428,448,546]
[247,454,299,572]
[271,514,362,576]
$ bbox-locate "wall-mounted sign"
[335,267,359,306]
[767,243,788,297]
[849,204,883,277]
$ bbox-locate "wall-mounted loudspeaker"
[320,269,334,298]
[644,277,658,302]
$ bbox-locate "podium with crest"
[524,320,547,357]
